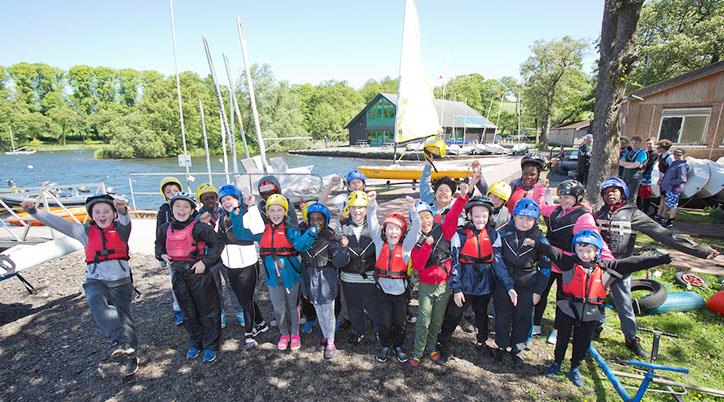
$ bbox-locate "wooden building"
[620,61,724,160]
[548,120,591,146]
[345,93,496,146]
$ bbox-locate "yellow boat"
[7,207,89,227]
[358,165,470,180]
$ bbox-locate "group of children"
[24,149,720,388]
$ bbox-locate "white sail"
[394,0,442,144]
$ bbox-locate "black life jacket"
[217,210,255,246]
[658,152,672,173]
[544,206,588,250]
[339,221,375,275]
[301,232,334,268]
[500,225,540,270]
[415,224,452,269]
[595,204,637,258]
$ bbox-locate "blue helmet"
[513,198,540,219]
[572,230,604,258]
[218,184,242,201]
[345,169,367,187]
[411,200,434,221]
[600,177,629,199]
[306,202,330,226]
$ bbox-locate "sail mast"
[168,0,191,183]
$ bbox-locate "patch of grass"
[34,142,106,152]
[675,208,714,224]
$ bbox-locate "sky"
[1,0,605,89]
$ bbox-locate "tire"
[675,271,707,288]
[630,279,668,316]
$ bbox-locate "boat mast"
[168,0,191,185]
[222,53,250,160]
[391,0,408,164]
[236,17,269,172]
[198,100,213,184]
[201,36,233,183]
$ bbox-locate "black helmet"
[85,194,116,215]
[557,180,585,199]
[432,176,457,194]
[521,153,546,171]
[465,195,494,216]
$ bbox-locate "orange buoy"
[706,290,724,317]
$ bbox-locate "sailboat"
[5,127,36,155]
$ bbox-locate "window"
[658,108,710,144]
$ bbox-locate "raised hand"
[199,212,212,224]
[470,170,482,186]
[242,194,255,207]
[328,175,342,188]
[367,191,377,205]
[458,182,470,196]
[471,160,481,172]
[20,200,35,211]
[112,198,128,214]
[522,238,536,248]
[340,236,349,247]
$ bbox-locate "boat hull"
[358,165,470,180]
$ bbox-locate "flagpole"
[168,0,190,184]
[392,0,409,165]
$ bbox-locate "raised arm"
[601,253,672,277]
[420,164,435,204]
[632,210,715,259]
[26,206,87,241]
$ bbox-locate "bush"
[706,206,724,224]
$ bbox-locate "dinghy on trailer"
[0,237,84,293]
[681,157,709,199]
[696,159,724,199]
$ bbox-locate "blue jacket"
[450,225,514,296]
[256,219,316,289]
[660,159,688,193]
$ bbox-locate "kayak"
[696,160,724,199]
[358,165,471,180]
[682,157,709,199]
[6,207,89,226]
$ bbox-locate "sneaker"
[406,313,417,324]
[494,348,505,363]
[592,324,604,341]
[545,362,561,377]
[317,337,328,351]
[375,346,390,363]
[186,346,200,360]
[244,338,258,350]
[663,218,674,229]
[531,325,542,336]
[202,348,217,363]
[511,350,524,368]
[277,335,290,351]
[566,367,584,387]
[429,350,442,362]
[347,333,365,345]
[235,311,246,326]
[546,329,558,345]
[122,355,139,377]
[270,319,277,327]
[255,321,269,335]
[111,343,135,361]
[302,319,316,334]
[625,337,649,358]
[324,344,337,360]
[408,356,421,367]
[436,342,450,362]
[220,313,227,329]
[174,311,184,326]
[393,346,408,363]
[290,335,301,351]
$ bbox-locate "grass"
[32,141,106,152]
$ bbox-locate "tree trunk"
[585,0,644,207]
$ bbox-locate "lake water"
[0,150,374,209]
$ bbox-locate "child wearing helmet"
[408,176,478,367]
[194,183,240,331]
[218,184,269,350]
[256,175,298,225]
[437,195,516,361]
[471,161,512,230]
[419,164,457,222]
[258,193,317,352]
[493,198,551,367]
[296,202,347,359]
[155,192,225,364]
[333,190,380,345]
[534,179,607,343]
[367,193,420,364]
[505,153,546,214]
[318,168,367,226]
[21,195,140,376]
[527,230,672,387]
[156,176,187,325]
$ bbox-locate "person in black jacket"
[157,176,185,325]
[156,192,224,363]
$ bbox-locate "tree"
[47,105,82,144]
[628,0,722,89]
[521,36,589,148]
[301,80,364,141]
[586,0,644,205]
[6,63,64,114]
[359,76,399,103]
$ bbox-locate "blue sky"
[1,1,604,88]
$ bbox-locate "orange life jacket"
[166,220,206,261]
[506,185,531,214]
[85,222,130,264]
[459,227,494,264]
[561,263,607,305]
[259,222,297,256]
[375,243,407,279]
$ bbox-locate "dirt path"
[0,253,592,401]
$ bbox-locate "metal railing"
[127,171,326,210]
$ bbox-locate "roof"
[345,92,496,129]
[551,119,591,130]
[629,60,724,98]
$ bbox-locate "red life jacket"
[459,227,494,264]
[375,243,407,279]
[85,222,130,264]
[561,263,607,305]
[166,220,206,261]
[259,222,297,256]
[506,185,531,214]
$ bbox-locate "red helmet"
[383,212,408,234]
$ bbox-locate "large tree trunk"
[585,0,644,206]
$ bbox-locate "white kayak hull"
[0,237,83,276]
[696,160,724,199]
[682,157,709,199]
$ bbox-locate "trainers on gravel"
[244,338,257,350]
[235,311,245,326]
[302,319,316,334]
[255,321,269,334]
[545,362,561,377]
[429,350,442,361]
[122,355,139,377]
[406,313,417,324]
[375,346,390,363]
[546,329,558,345]
[531,325,542,336]
[324,344,337,360]
[174,311,184,326]
[347,333,365,345]
[111,343,135,361]
[393,346,408,363]
[317,337,328,351]
[566,367,584,387]
[290,335,301,351]
[186,346,200,360]
[511,349,524,368]
[202,348,217,363]
[277,335,290,351]
[408,356,421,368]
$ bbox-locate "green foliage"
[359,76,399,103]
[628,0,723,89]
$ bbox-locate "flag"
[394,0,442,144]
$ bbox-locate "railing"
[127,171,325,210]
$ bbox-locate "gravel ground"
[1,253,586,401]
